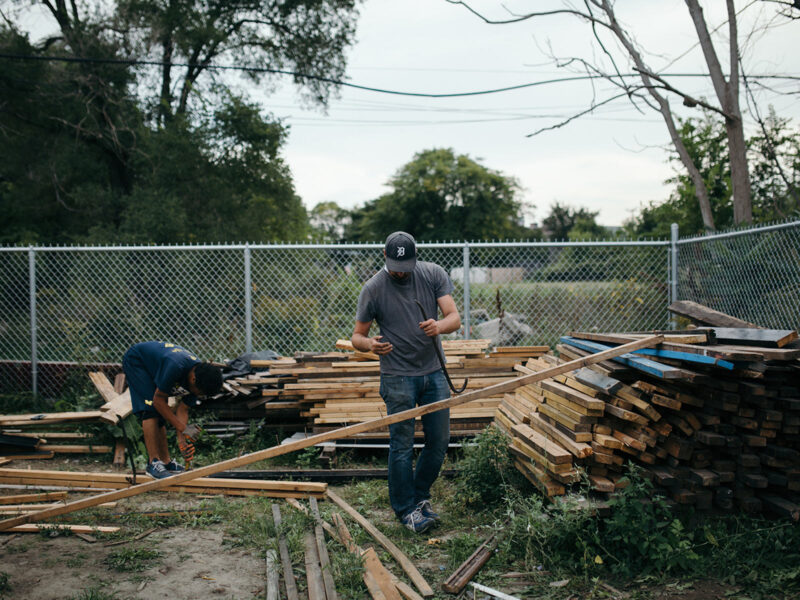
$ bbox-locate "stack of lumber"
[0,467,327,498]
[277,339,550,439]
[494,319,800,519]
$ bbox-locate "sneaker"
[164,460,185,473]
[401,507,435,534]
[146,458,174,479]
[416,499,440,522]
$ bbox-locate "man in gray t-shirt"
[352,231,461,533]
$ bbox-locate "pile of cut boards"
[0,372,135,463]
[496,301,800,519]
[260,339,549,440]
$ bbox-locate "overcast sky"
[258,0,800,228]
[18,0,800,229]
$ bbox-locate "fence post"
[462,242,470,340]
[244,244,253,354]
[28,246,38,397]
[670,223,679,329]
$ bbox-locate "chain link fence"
[1,219,798,397]
[677,220,800,330]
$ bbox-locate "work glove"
[179,439,196,462]
[182,423,202,443]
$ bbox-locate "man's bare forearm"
[152,394,185,432]
[351,332,373,352]
[437,312,461,335]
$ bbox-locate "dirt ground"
[1,523,264,599]
[0,459,763,600]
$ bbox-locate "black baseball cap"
[384,231,417,272]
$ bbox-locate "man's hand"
[182,423,202,443]
[179,439,195,462]
[369,335,393,355]
[419,318,440,337]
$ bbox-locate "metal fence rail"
[1,219,798,397]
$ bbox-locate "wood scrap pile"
[495,303,800,519]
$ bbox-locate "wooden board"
[667,300,762,328]
[326,489,434,598]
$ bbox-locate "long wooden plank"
[667,300,761,328]
[0,336,662,533]
[310,497,338,600]
[326,489,434,598]
[304,531,327,600]
[0,468,325,492]
[0,491,67,505]
[327,510,416,600]
[7,524,119,533]
[362,548,404,600]
[272,504,300,600]
[0,412,104,426]
[561,337,688,379]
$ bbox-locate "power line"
[0,52,798,99]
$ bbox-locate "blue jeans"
[380,370,450,519]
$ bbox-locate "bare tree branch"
[525,90,636,137]
[445,0,608,27]
[633,67,734,119]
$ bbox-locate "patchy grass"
[66,588,119,600]
[104,547,162,572]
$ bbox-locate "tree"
[115,0,360,123]
[344,148,537,242]
[541,202,607,240]
[447,0,789,229]
[625,110,799,237]
[0,1,361,244]
[309,201,351,241]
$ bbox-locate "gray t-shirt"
[355,261,454,376]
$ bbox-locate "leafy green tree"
[116,0,360,123]
[541,202,607,240]
[626,110,799,238]
[309,201,351,241]
[344,148,537,242]
[0,1,360,244]
[748,109,800,221]
[0,27,140,244]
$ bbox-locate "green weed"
[294,446,321,468]
[104,547,162,572]
[66,587,119,600]
[452,425,527,508]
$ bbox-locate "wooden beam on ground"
[5,524,119,534]
[304,530,327,600]
[272,504,300,600]
[0,336,662,533]
[310,497,338,600]
[441,530,499,594]
[326,489,433,597]
[362,548,403,600]
[0,491,67,505]
[287,500,419,600]
[265,548,280,600]
[330,512,408,600]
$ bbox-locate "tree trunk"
[685,0,753,224]
[726,115,753,224]
[600,0,716,230]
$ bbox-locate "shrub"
[454,425,526,507]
